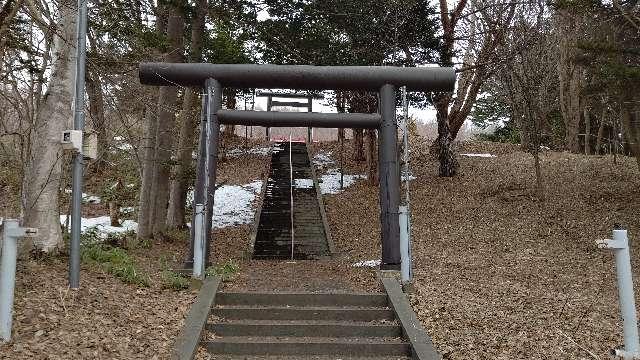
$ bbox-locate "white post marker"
[399,205,411,283]
[193,204,205,280]
[1,219,37,343]
[597,227,640,359]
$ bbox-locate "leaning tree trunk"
[166,90,198,229]
[167,0,207,229]
[150,5,184,237]
[21,0,76,255]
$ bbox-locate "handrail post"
[597,227,640,359]
[1,220,37,343]
[192,204,205,279]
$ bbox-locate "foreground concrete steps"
[207,357,410,360]
[207,292,411,358]
[208,322,403,337]
[205,337,411,356]
[217,292,388,307]
[212,306,396,321]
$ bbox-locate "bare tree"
[506,0,556,200]
[433,0,516,176]
[21,0,77,254]
[167,0,208,230]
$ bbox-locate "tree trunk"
[136,4,168,241]
[434,93,457,177]
[620,103,640,170]
[109,201,119,227]
[365,129,378,185]
[85,70,107,161]
[137,104,157,239]
[556,11,583,153]
[21,0,76,255]
[151,4,185,237]
[596,107,605,155]
[336,91,346,143]
[167,0,207,229]
[584,106,590,155]
[166,90,198,229]
[352,129,365,161]
[223,89,236,138]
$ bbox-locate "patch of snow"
[186,180,263,229]
[460,153,496,158]
[227,146,274,158]
[120,207,135,214]
[82,193,101,204]
[59,215,137,239]
[401,169,416,181]
[112,136,133,151]
[539,145,551,151]
[320,168,366,195]
[64,190,103,203]
[213,180,263,228]
[352,259,381,268]
[294,178,314,189]
[227,148,243,157]
[313,151,335,168]
[126,183,135,188]
[115,143,133,151]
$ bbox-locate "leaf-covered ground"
[313,139,640,359]
[2,138,639,359]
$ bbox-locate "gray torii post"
[188,79,222,270]
[139,63,455,271]
[378,84,401,269]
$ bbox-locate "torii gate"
[138,63,455,272]
[256,91,324,142]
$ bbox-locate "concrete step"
[217,293,388,307]
[205,337,411,357]
[204,356,410,360]
[208,322,402,338]
[212,306,395,322]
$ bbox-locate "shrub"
[206,260,240,282]
[82,244,149,287]
[161,270,190,290]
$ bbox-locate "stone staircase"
[204,292,412,359]
[253,141,330,260]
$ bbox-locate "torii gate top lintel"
[139,63,455,92]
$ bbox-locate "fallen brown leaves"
[316,139,640,359]
[3,137,639,359]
